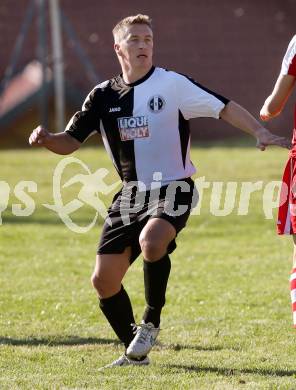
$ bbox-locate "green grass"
[0,145,295,389]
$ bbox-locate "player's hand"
[260,98,281,121]
[259,108,272,121]
[29,125,51,147]
[255,127,291,151]
[259,106,278,121]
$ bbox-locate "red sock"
[290,268,296,328]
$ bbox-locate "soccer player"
[260,35,296,326]
[29,15,290,368]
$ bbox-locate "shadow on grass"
[2,215,104,226]
[158,343,224,352]
[0,336,120,347]
[164,364,296,378]
[2,215,63,226]
[1,338,224,351]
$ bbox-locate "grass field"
[0,145,295,389]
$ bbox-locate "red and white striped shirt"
[281,35,296,77]
[281,35,296,137]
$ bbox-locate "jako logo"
[109,107,121,112]
[117,116,149,141]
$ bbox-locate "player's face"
[115,24,153,70]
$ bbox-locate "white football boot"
[126,322,160,358]
[99,354,150,370]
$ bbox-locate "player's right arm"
[28,85,102,154]
[260,35,296,121]
[29,126,81,154]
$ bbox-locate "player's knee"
[91,272,100,291]
[91,272,108,295]
[139,236,164,260]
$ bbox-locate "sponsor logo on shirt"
[109,107,121,112]
[117,116,149,141]
[148,95,165,113]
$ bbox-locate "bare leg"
[91,247,135,347]
[126,218,176,358]
[91,246,131,298]
[139,218,176,262]
[292,235,296,268]
[290,235,296,328]
[139,218,176,326]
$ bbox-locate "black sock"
[142,254,171,327]
[99,285,135,348]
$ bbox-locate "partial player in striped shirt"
[260,35,296,327]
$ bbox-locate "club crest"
[148,95,165,113]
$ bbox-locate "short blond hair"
[112,14,152,42]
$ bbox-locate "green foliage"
[0,147,295,389]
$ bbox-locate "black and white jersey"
[65,66,229,187]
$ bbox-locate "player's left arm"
[260,35,296,121]
[220,101,291,150]
[260,74,296,120]
[174,71,290,150]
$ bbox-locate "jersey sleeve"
[65,86,102,143]
[174,72,230,120]
[281,35,296,76]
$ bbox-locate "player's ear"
[114,43,122,57]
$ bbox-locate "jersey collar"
[122,66,155,87]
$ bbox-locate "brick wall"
[0,0,295,141]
